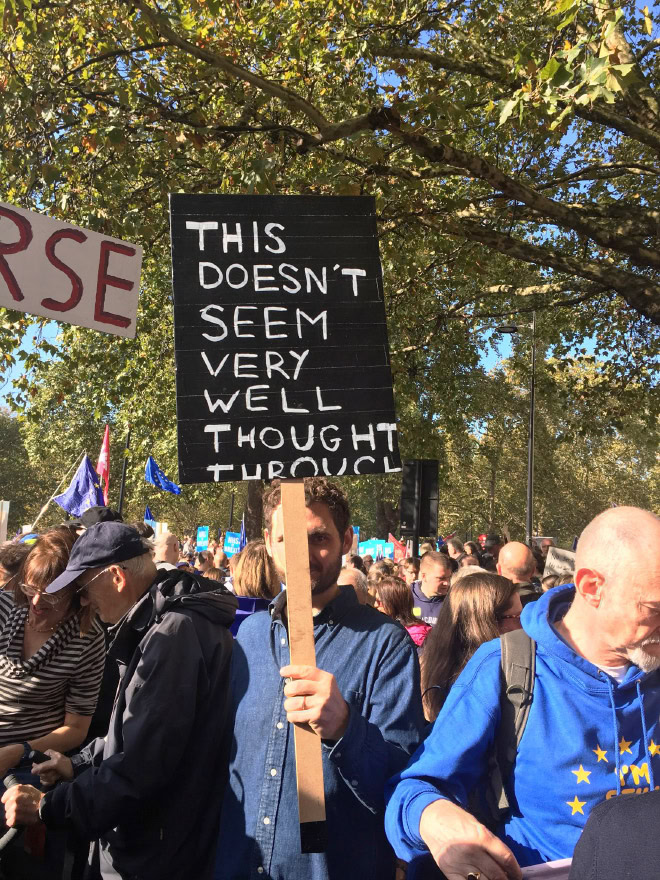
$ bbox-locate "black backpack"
[482,628,536,828]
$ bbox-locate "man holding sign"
[216,477,425,880]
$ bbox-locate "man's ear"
[110,565,129,594]
[341,526,353,556]
[496,563,502,576]
[575,567,603,608]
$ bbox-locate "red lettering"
[41,228,87,312]
[94,240,136,329]
[0,205,32,301]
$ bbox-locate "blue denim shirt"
[215,585,425,880]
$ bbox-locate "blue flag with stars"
[144,505,154,523]
[145,456,181,495]
[54,455,105,516]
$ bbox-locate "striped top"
[0,591,106,746]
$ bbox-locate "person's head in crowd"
[213,547,229,570]
[233,539,280,600]
[80,506,123,528]
[204,566,224,583]
[131,521,155,539]
[154,531,180,566]
[484,534,504,562]
[566,506,660,672]
[531,544,545,576]
[419,541,436,557]
[445,538,464,560]
[338,566,370,605]
[362,554,374,573]
[196,549,213,573]
[17,526,97,634]
[345,554,366,574]
[464,541,480,557]
[366,558,396,599]
[398,556,420,586]
[460,554,480,568]
[263,477,352,609]
[176,559,195,574]
[418,550,452,599]
[541,572,574,592]
[421,572,522,720]
[497,541,536,585]
[540,537,555,558]
[0,540,31,589]
[373,575,418,627]
[46,523,155,625]
[450,563,488,586]
[228,552,240,576]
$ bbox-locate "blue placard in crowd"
[196,526,210,552]
[352,525,360,544]
[224,531,242,558]
[358,539,394,560]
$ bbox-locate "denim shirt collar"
[269,584,359,627]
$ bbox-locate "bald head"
[153,531,180,565]
[497,542,536,583]
[576,507,660,583]
[558,507,660,671]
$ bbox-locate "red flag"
[96,425,110,505]
[388,533,407,562]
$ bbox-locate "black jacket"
[41,568,237,880]
[569,789,660,880]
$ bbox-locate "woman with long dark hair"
[421,572,522,721]
[373,575,431,653]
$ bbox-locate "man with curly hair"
[216,477,425,880]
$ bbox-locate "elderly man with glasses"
[2,522,237,880]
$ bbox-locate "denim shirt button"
[351,779,359,786]
[270,768,277,776]
[281,637,286,645]
[276,722,284,729]
[329,619,334,625]
[257,867,264,874]
[263,816,271,825]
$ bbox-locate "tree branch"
[58,42,172,83]
[373,108,660,271]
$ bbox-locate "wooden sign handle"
[280,479,328,853]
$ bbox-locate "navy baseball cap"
[46,522,149,593]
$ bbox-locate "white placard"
[0,501,9,543]
[522,858,572,879]
[0,201,142,337]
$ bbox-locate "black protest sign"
[169,194,401,484]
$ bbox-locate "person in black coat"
[569,790,660,880]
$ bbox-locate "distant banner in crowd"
[169,194,401,484]
[196,526,210,552]
[96,425,110,505]
[0,201,142,337]
[358,539,394,560]
[223,531,241,558]
[54,455,104,516]
[388,533,407,561]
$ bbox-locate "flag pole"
[117,425,131,517]
[30,450,86,530]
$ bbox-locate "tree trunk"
[245,480,264,540]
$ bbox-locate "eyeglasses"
[20,583,69,607]
[75,565,125,595]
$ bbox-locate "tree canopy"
[0,0,657,538]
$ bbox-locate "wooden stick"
[280,479,327,853]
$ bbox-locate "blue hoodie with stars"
[385,584,660,871]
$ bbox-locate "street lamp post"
[494,312,536,545]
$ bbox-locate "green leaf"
[498,97,518,125]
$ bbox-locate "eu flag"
[54,455,105,516]
[239,515,247,551]
[145,456,181,495]
[144,505,154,523]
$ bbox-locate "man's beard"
[627,638,660,673]
[310,557,343,596]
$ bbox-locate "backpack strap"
[484,628,536,824]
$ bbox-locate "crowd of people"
[0,486,658,880]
